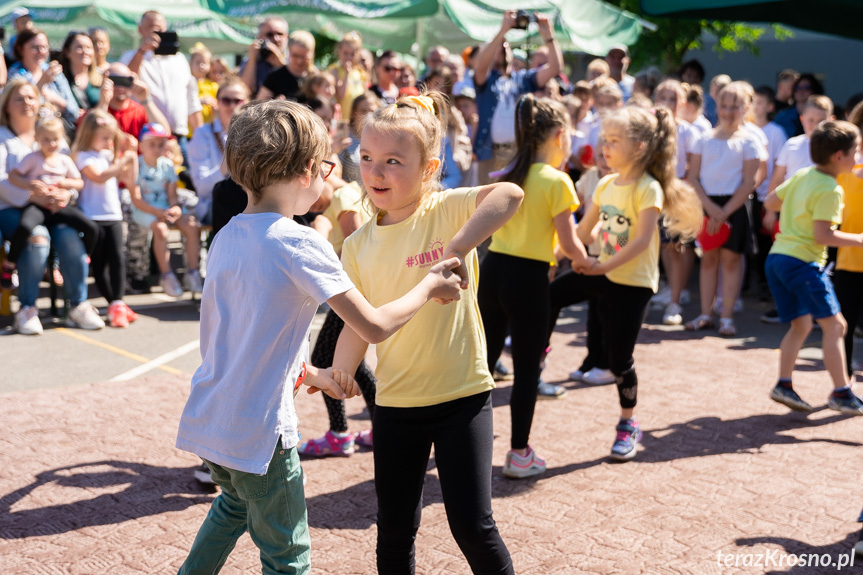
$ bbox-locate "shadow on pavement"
[639,409,862,464]
[0,460,213,539]
[734,532,860,574]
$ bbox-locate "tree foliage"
[604,0,792,73]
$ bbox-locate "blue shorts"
[765,253,840,323]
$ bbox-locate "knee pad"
[616,367,638,409]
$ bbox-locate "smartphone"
[0,27,6,42]
[154,30,179,56]
[334,119,351,141]
[110,75,134,88]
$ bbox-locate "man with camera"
[238,16,288,95]
[472,10,562,184]
[121,10,203,165]
[97,62,169,140]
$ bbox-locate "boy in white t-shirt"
[175,100,463,574]
[768,95,834,193]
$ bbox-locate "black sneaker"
[760,309,781,324]
[0,262,15,290]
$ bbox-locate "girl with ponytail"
[332,90,521,574]
[545,106,702,462]
[480,93,590,478]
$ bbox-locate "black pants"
[548,272,653,407]
[91,220,125,302]
[310,309,377,432]
[8,203,97,263]
[478,251,549,450]
[374,391,512,575]
[834,270,863,377]
[578,297,609,372]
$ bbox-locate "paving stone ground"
[2,302,863,574]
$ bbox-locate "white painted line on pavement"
[110,339,200,382]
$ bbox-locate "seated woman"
[0,79,103,335]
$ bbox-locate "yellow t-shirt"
[330,65,368,119]
[322,181,373,254]
[198,78,219,126]
[771,167,843,266]
[489,163,578,263]
[594,173,663,291]
[837,168,863,272]
[340,187,494,407]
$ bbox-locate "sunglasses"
[320,160,336,180]
[219,97,246,106]
[383,65,401,73]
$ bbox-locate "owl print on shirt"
[600,205,631,256]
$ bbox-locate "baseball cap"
[453,83,476,101]
[139,123,171,141]
[607,43,629,56]
[11,7,30,21]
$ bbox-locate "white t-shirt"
[692,115,713,136]
[489,76,519,145]
[777,134,813,182]
[675,120,699,178]
[120,50,202,135]
[756,121,788,200]
[176,213,354,474]
[693,130,766,197]
[76,150,122,221]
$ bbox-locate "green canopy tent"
[215,0,645,56]
[0,0,256,57]
[640,0,863,41]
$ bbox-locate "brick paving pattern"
[2,315,862,574]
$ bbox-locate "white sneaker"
[14,305,43,335]
[663,302,683,325]
[160,272,184,297]
[185,269,204,294]
[67,302,105,330]
[650,286,671,307]
[582,368,617,385]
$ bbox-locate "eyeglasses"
[795,84,813,92]
[320,160,336,180]
[383,65,401,73]
[219,97,246,106]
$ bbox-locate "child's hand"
[303,366,348,400]
[332,369,360,398]
[426,256,465,305]
[573,256,599,274]
[164,206,181,223]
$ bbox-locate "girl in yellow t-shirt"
[333,92,522,573]
[479,94,590,479]
[547,106,702,461]
[329,32,369,120]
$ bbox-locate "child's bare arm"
[129,185,164,217]
[443,182,524,279]
[8,168,30,190]
[166,180,179,207]
[554,209,589,266]
[327,257,464,344]
[331,325,370,382]
[302,365,350,399]
[56,177,84,191]
[813,221,863,248]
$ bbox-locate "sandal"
[718,318,737,337]
[685,314,714,331]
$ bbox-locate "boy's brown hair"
[804,94,834,117]
[225,100,330,204]
[810,120,860,166]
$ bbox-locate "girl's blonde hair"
[72,109,119,158]
[656,79,686,107]
[359,90,450,210]
[602,107,702,241]
[35,116,66,140]
[301,72,335,101]
[500,94,569,188]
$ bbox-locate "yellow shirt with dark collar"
[489,163,578,263]
[594,173,664,291]
[340,187,494,408]
[837,168,863,272]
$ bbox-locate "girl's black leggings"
[833,270,863,377]
[91,220,125,302]
[374,391,513,575]
[478,251,550,451]
[548,271,653,408]
[8,204,97,263]
[310,309,376,432]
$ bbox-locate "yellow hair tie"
[403,95,435,115]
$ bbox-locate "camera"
[0,27,5,42]
[110,75,134,88]
[259,39,274,60]
[513,10,534,30]
[154,30,179,56]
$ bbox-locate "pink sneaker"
[298,430,355,457]
[354,429,373,448]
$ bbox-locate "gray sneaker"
[160,271,184,297]
[770,384,813,412]
[827,388,863,416]
[537,379,566,399]
[185,269,204,294]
